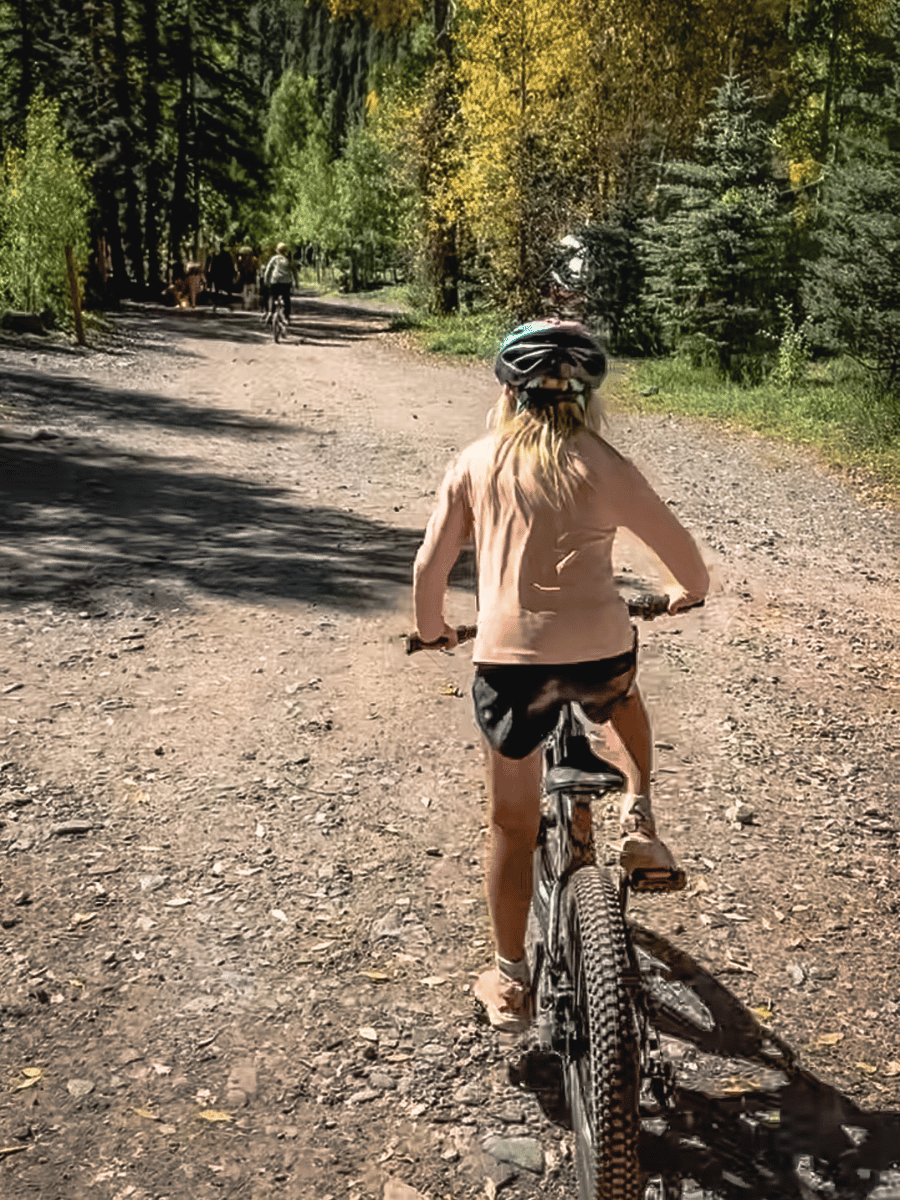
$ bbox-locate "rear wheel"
[564,867,642,1200]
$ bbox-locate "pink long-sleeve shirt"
[413,429,709,665]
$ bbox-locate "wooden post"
[64,244,86,346]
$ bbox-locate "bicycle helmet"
[494,319,607,390]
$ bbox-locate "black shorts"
[472,636,637,760]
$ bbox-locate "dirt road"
[1,297,899,1200]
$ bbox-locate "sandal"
[473,966,532,1033]
[615,794,686,893]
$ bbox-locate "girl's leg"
[474,744,541,1031]
[604,684,652,795]
[485,745,542,962]
[605,685,685,891]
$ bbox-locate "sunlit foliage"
[0,90,91,318]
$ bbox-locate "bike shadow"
[510,926,900,1199]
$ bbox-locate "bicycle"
[270,294,289,342]
[406,593,705,1200]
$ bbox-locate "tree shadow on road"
[1,365,295,436]
[109,295,397,351]
[0,434,474,611]
[511,926,900,1199]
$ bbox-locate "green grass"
[617,356,900,504]
[390,307,508,360]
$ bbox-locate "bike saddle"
[545,735,626,794]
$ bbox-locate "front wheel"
[564,867,642,1200]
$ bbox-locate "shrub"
[0,91,91,320]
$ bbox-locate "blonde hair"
[486,382,607,508]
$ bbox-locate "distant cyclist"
[262,243,294,324]
[412,320,709,1030]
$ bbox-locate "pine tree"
[804,1,900,391]
[641,72,791,382]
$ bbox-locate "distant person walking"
[236,245,258,311]
[262,243,295,323]
[207,246,236,311]
[184,260,205,308]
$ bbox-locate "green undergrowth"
[390,306,507,360]
[618,357,900,506]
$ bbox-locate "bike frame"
[535,704,637,1047]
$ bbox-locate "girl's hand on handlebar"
[417,622,459,650]
[668,589,706,615]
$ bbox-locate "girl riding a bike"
[412,320,709,1031]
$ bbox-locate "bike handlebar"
[404,595,704,654]
[405,624,478,655]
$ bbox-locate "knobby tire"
[565,867,642,1200]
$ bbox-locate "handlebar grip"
[405,624,478,655]
[627,593,669,619]
[627,594,706,619]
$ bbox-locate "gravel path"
[1,298,898,1200]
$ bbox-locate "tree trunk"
[141,0,163,292]
[16,0,34,114]
[108,0,143,291]
[169,4,196,270]
[111,0,144,291]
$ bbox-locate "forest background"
[1,0,899,477]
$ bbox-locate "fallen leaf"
[164,898,191,908]
[152,1063,172,1076]
[71,911,97,926]
[884,1061,900,1077]
[196,1109,233,1123]
[856,1061,878,1075]
[750,1006,774,1023]
[131,1107,158,1121]
[421,976,447,987]
[0,1146,28,1157]
[358,1027,379,1042]
[310,940,335,952]
[12,1067,44,1091]
[270,909,287,923]
[360,970,390,982]
[816,1033,844,1047]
